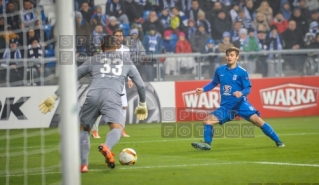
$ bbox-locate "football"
[118,148,137,165]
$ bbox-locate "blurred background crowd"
[1,0,319,86]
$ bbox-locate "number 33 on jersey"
[100,58,123,77]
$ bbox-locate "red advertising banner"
[175,76,319,121]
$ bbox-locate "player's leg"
[98,89,125,169]
[250,115,285,147]
[79,90,101,172]
[238,101,285,147]
[191,107,229,150]
[91,115,101,138]
[121,85,129,137]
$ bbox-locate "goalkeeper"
[39,35,147,172]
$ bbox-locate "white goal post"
[55,0,81,184]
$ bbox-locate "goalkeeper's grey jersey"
[77,51,146,102]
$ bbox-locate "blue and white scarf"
[268,33,282,59]
[2,48,21,66]
[110,0,122,12]
[148,34,158,51]
[231,29,239,42]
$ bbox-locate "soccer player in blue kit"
[191,47,285,150]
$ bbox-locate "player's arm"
[233,70,252,98]
[39,59,91,114]
[204,70,220,92]
[127,63,148,120]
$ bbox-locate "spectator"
[130,23,144,41]
[267,25,283,59]
[1,38,23,86]
[291,8,309,36]
[142,24,162,81]
[0,17,4,32]
[91,24,106,54]
[212,10,232,41]
[105,0,129,24]
[199,0,214,17]
[265,0,281,16]
[185,19,197,41]
[208,1,223,22]
[20,0,37,28]
[233,28,249,51]
[235,8,254,29]
[201,38,219,77]
[270,11,288,34]
[218,31,234,64]
[75,0,95,10]
[75,11,90,36]
[6,2,20,30]
[124,0,143,23]
[256,0,273,24]
[27,28,39,45]
[304,21,319,47]
[2,25,19,44]
[27,38,51,84]
[218,0,232,10]
[34,20,48,45]
[245,0,256,21]
[243,28,259,53]
[197,10,211,36]
[305,0,319,11]
[90,5,108,28]
[230,21,242,42]
[170,7,183,34]
[282,20,305,70]
[175,31,195,74]
[143,10,164,35]
[159,7,171,30]
[254,12,270,32]
[127,28,145,64]
[132,0,145,18]
[256,29,269,76]
[190,24,211,53]
[308,9,319,26]
[80,1,93,24]
[106,16,119,35]
[188,0,202,22]
[299,0,310,19]
[308,32,319,48]
[281,0,292,20]
[230,3,240,23]
[162,30,177,75]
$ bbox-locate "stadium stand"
[0,0,319,86]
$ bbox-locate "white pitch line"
[0,132,318,150]
[2,161,319,177]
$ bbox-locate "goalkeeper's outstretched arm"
[39,60,91,114]
[128,64,147,120]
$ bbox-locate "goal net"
[0,0,80,184]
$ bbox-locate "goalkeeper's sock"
[260,123,280,143]
[105,128,122,150]
[80,130,91,166]
[203,124,213,145]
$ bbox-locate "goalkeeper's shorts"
[79,89,125,129]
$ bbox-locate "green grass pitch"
[0,116,319,185]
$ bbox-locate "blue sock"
[261,123,280,143]
[203,124,213,145]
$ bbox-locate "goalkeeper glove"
[39,94,58,114]
[134,102,148,120]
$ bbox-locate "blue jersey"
[203,64,251,109]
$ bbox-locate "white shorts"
[121,85,128,107]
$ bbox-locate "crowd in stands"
[1,0,319,85]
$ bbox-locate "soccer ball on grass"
[118,148,137,165]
